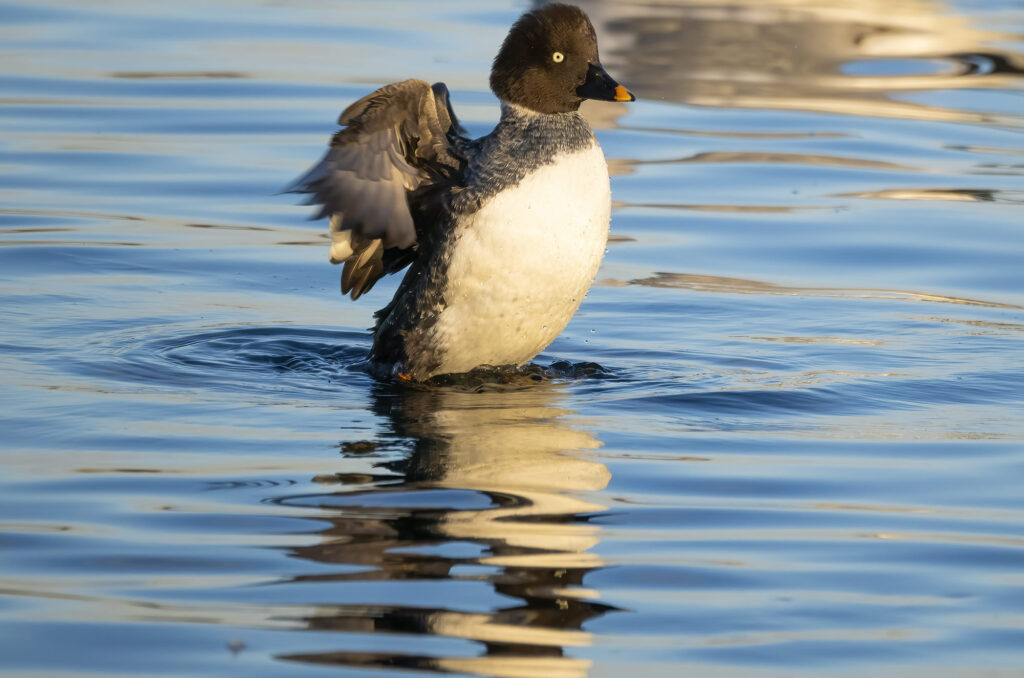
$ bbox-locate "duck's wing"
[288,79,466,300]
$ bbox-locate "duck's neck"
[499,101,581,125]
[494,101,593,146]
[483,99,596,160]
[446,102,597,216]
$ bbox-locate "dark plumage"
[490,5,600,114]
[287,80,465,299]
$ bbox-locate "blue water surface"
[1,1,1023,676]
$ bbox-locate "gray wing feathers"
[289,79,462,300]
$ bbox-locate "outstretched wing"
[288,80,466,300]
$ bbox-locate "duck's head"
[490,3,635,115]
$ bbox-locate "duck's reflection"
[279,382,614,678]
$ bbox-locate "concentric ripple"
[67,325,371,395]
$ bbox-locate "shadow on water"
[270,382,618,677]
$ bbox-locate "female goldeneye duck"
[289,3,635,382]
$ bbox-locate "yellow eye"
[552,52,564,63]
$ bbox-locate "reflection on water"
[839,187,1024,204]
[1,0,1024,677]
[277,385,612,677]
[577,0,1024,124]
[615,272,1023,309]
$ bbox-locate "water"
[2,0,1023,676]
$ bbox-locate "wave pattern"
[1,0,1023,677]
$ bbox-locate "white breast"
[424,142,611,377]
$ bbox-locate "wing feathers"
[328,214,354,263]
[289,79,465,300]
[341,237,384,300]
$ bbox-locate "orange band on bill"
[613,85,634,102]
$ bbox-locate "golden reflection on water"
[610,271,1023,309]
[839,188,1024,204]
[280,384,612,678]
[576,0,1024,124]
[619,152,914,172]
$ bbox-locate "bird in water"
[289,3,634,382]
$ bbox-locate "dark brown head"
[489,4,635,114]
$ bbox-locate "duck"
[289,3,634,382]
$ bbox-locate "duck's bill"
[577,63,636,102]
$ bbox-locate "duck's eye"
[552,51,564,63]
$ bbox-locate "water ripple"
[2,0,1024,677]
[68,325,370,394]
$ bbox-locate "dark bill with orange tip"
[577,62,636,102]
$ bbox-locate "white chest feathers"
[426,142,611,377]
